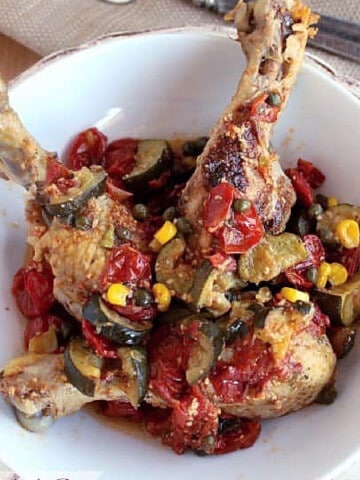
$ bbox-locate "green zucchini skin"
[177,315,224,386]
[82,295,151,346]
[116,347,148,407]
[313,272,360,326]
[40,167,107,217]
[64,338,103,397]
[123,139,173,193]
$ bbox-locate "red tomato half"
[203,183,234,231]
[297,159,326,189]
[285,167,314,207]
[24,314,64,351]
[216,204,264,254]
[68,127,108,170]
[101,401,143,421]
[214,417,261,454]
[101,244,152,287]
[81,319,118,359]
[285,234,325,289]
[12,262,55,318]
[104,138,138,178]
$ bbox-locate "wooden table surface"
[0,33,40,82]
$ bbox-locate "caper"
[308,203,324,219]
[196,435,215,456]
[182,136,209,157]
[315,382,337,405]
[316,193,328,209]
[267,92,281,106]
[162,206,177,221]
[115,226,134,242]
[253,307,270,329]
[132,203,148,221]
[225,290,238,302]
[175,217,193,235]
[133,288,154,307]
[225,319,249,343]
[294,300,312,315]
[232,198,251,213]
[75,215,92,230]
[306,266,318,284]
[318,226,333,243]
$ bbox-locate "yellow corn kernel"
[336,219,360,249]
[316,261,331,288]
[327,196,338,208]
[328,262,348,286]
[153,282,171,312]
[154,221,177,246]
[106,283,131,306]
[280,287,309,303]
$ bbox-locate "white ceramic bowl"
[0,27,360,480]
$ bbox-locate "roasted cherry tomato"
[206,251,237,272]
[209,333,274,404]
[46,157,73,185]
[68,127,108,170]
[81,319,118,358]
[147,322,193,403]
[24,313,69,351]
[285,167,314,207]
[297,159,326,189]
[214,417,261,454]
[203,183,234,231]
[112,302,157,323]
[249,93,280,123]
[285,234,325,289]
[101,244,152,287]
[101,400,144,421]
[12,262,55,318]
[104,138,138,178]
[216,204,264,255]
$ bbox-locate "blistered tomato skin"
[12,262,55,318]
[203,183,264,254]
[104,138,138,179]
[101,245,152,287]
[68,127,108,170]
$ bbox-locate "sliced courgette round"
[116,346,148,407]
[82,295,151,345]
[123,139,172,192]
[40,167,107,217]
[64,337,103,397]
[155,237,194,296]
[179,315,224,386]
[313,272,360,326]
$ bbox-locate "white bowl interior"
[0,28,360,480]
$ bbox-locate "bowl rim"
[8,25,360,101]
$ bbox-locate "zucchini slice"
[40,167,107,217]
[155,237,194,296]
[190,261,243,316]
[64,337,103,397]
[82,295,151,345]
[238,233,308,284]
[179,315,224,386]
[116,347,148,407]
[316,203,360,245]
[123,139,172,192]
[313,272,360,326]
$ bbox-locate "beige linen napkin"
[0,0,359,79]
